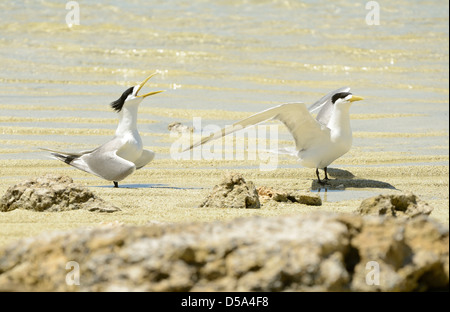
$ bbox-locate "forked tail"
[39,147,84,165]
[50,152,78,165]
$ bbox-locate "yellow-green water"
[0,0,448,162]
[0,0,449,261]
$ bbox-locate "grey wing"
[77,139,136,181]
[40,137,122,162]
[308,87,350,126]
[134,149,155,169]
[45,137,136,182]
[185,102,328,152]
[39,147,96,157]
[271,103,330,151]
[183,104,288,151]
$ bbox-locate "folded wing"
[78,149,135,181]
[308,87,350,126]
[40,138,136,182]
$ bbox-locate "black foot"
[324,167,329,181]
[316,167,330,185]
[113,181,119,188]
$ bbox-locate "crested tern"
[41,73,164,187]
[185,87,363,184]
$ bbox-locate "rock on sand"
[168,122,194,133]
[257,186,322,206]
[199,173,260,208]
[0,174,120,213]
[0,212,447,291]
[357,193,433,218]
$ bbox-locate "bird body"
[307,100,353,169]
[42,73,163,187]
[185,87,363,184]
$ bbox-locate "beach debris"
[0,174,120,213]
[98,220,124,227]
[199,173,260,208]
[357,193,433,218]
[257,186,322,206]
[168,122,194,134]
[0,212,447,292]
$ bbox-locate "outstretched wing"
[184,102,328,152]
[308,87,350,126]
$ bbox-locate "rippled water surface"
[0,0,448,161]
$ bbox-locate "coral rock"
[0,174,120,213]
[357,193,433,218]
[0,212,447,292]
[257,186,321,206]
[200,173,260,208]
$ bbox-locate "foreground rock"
[257,186,322,206]
[0,174,120,213]
[0,212,447,291]
[200,173,260,208]
[357,193,433,218]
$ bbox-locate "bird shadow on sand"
[311,168,398,191]
[92,183,203,190]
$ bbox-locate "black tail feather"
[51,153,78,165]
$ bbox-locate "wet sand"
[0,138,448,248]
[0,106,449,248]
[0,1,448,294]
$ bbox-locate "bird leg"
[316,168,324,185]
[324,167,330,181]
[113,181,119,188]
[316,168,329,185]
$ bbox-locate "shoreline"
[0,157,448,248]
[0,105,448,249]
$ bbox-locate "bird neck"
[328,104,352,137]
[116,105,139,136]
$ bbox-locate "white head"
[111,73,164,112]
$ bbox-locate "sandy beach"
[0,1,448,293]
[1,111,448,247]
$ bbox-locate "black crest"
[110,87,134,112]
[331,92,352,104]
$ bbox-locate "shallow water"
[311,188,383,203]
[0,0,448,162]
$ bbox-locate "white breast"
[116,132,143,162]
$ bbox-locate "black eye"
[110,87,134,112]
[331,92,352,104]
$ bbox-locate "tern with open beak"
[184,87,363,184]
[41,73,164,187]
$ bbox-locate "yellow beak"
[136,72,165,98]
[349,95,364,102]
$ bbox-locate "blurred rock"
[0,174,120,213]
[257,186,322,206]
[357,193,433,218]
[342,214,449,291]
[257,186,289,202]
[0,212,447,292]
[168,122,194,134]
[200,173,260,208]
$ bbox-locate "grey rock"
[257,186,322,206]
[0,212,447,292]
[357,193,433,218]
[0,174,120,213]
[168,122,194,134]
[200,173,260,208]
